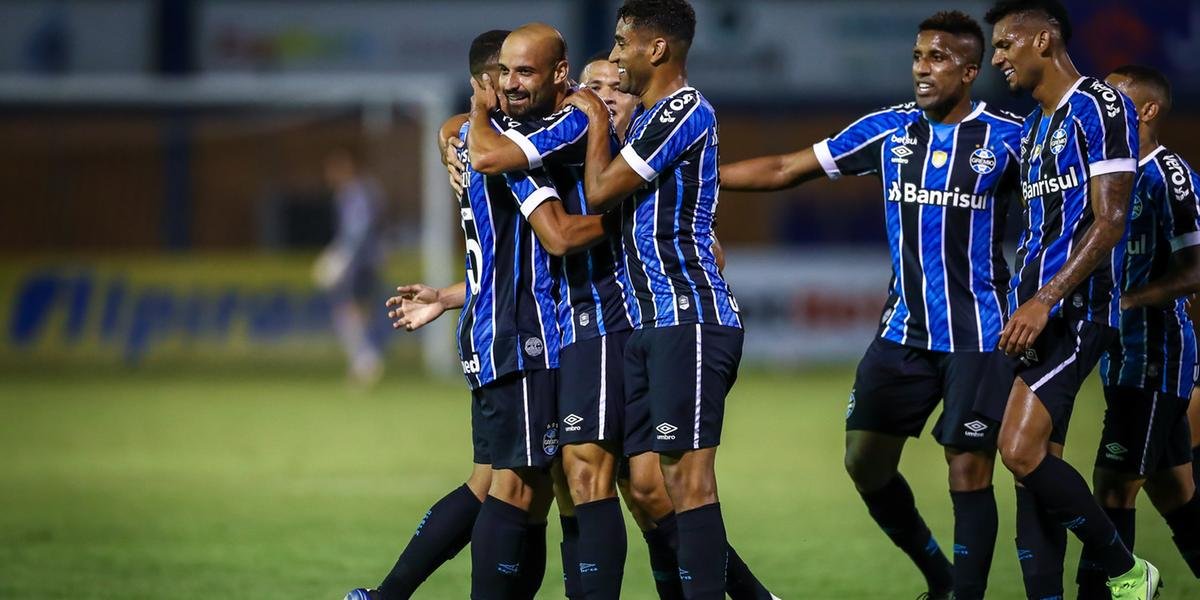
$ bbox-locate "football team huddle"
[354,0,1199,598]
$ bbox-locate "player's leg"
[1142,397,1200,580]
[934,350,1003,600]
[845,338,953,597]
[1014,443,1068,600]
[1191,385,1200,487]
[551,462,584,599]
[650,324,743,600]
[559,333,628,599]
[997,377,1140,586]
[470,370,558,600]
[513,466,557,600]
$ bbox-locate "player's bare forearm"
[1033,172,1133,307]
[720,148,823,191]
[464,118,527,175]
[438,281,467,309]
[528,202,615,257]
[1123,246,1200,309]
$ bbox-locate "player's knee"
[662,464,717,509]
[997,441,1042,479]
[844,446,892,490]
[946,450,994,491]
[1092,476,1141,509]
[627,475,671,516]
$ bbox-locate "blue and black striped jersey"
[1012,76,1139,328]
[814,101,1023,352]
[455,120,561,389]
[618,86,741,330]
[496,106,634,347]
[1102,146,1200,398]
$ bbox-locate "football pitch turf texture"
[1,366,1195,598]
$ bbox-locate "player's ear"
[649,37,669,65]
[554,59,569,85]
[962,62,979,85]
[1034,29,1051,55]
[1141,100,1160,125]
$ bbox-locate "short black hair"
[919,11,985,64]
[468,29,510,76]
[616,0,696,46]
[1112,64,1173,113]
[985,0,1072,43]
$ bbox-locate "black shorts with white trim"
[623,324,743,455]
[847,336,1004,450]
[976,317,1116,445]
[471,369,559,470]
[558,330,631,446]
[1095,385,1193,476]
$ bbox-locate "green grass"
[0,367,1195,598]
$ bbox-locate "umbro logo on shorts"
[656,422,678,440]
[1104,443,1128,461]
[963,420,988,438]
[564,413,584,432]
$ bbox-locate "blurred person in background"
[314,147,386,387]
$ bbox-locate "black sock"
[576,498,627,599]
[725,545,773,600]
[1165,493,1200,577]
[379,484,480,599]
[676,503,728,600]
[1076,507,1134,599]
[949,487,998,600]
[1019,456,1135,577]
[643,514,685,600]
[514,522,547,600]
[470,496,529,600]
[859,475,953,594]
[560,516,584,599]
[1015,485,1066,599]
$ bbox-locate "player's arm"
[564,88,645,213]
[508,169,615,257]
[1124,247,1200,309]
[386,282,467,331]
[999,172,1133,354]
[720,147,824,191]
[439,113,469,197]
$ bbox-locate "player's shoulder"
[874,101,922,123]
[648,86,711,125]
[1151,147,1199,190]
[977,103,1025,129]
[1067,76,1131,118]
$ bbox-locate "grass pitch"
[0,365,1195,598]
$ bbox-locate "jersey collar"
[1139,144,1165,168]
[1054,76,1087,111]
[922,100,987,125]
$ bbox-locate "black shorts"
[623,324,743,455]
[847,336,1003,450]
[472,394,491,464]
[976,318,1116,445]
[471,369,559,470]
[558,330,631,446]
[1096,386,1193,476]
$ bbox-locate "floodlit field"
[1,366,1194,598]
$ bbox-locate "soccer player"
[579,52,638,140]
[982,1,1159,597]
[346,29,612,600]
[565,2,746,598]
[465,24,775,600]
[720,11,1021,600]
[1075,64,1200,598]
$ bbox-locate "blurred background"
[4,2,1200,597]
[4,0,1200,373]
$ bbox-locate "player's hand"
[386,284,446,331]
[444,137,466,196]
[565,87,610,121]
[998,298,1051,355]
[469,74,500,115]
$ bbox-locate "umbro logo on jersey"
[890,146,913,164]
[1021,166,1080,200]
[656,422,678,440]
[564,414,584,432]
[963,420,989,438]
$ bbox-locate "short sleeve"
[1076,79,1138,177]
[621,89,711,182]
[500,107,589,169]
[812,107,908,179]
[1162,155,1200,251]
[504,168,560,219]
